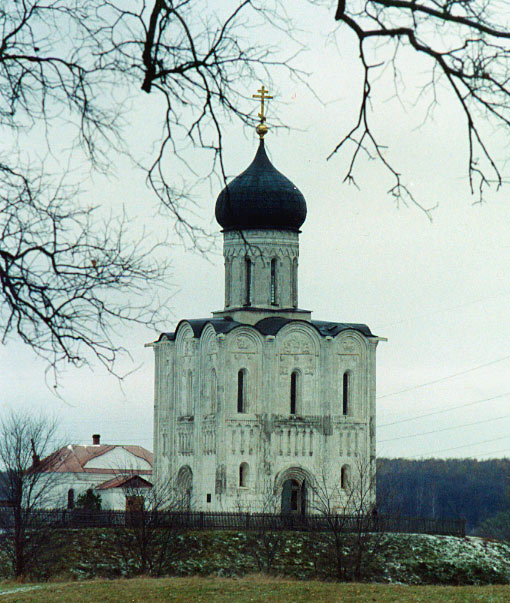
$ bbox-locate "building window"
[206,493,212,503]
[290,370,299,415]
[244,257,252,306]
[270,258,277,305]
[237,369,247,413]
[187,370,193,415]
[341,465,350,490]
[291,257,298,308]
[225,259,231,307]
[343,371,350,416]
[211,369,217,413]
[67,488,75,509]
[239,462,249,487]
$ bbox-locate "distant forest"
[377,458,510,533]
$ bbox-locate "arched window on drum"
[270,258,277,305]
[244,257,252,306]
[291,258,298,308]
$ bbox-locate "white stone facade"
[220,229,300,313]
[150,225,383,513]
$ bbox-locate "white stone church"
[149,105,384,514]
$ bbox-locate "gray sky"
[1,1,509,460]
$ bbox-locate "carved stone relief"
[338,336,362,355]
[235,335,256,353]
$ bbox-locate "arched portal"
[177,465,193,510]
[281,479,307,515]
[276,467,312,515]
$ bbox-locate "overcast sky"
[1,1,509,460]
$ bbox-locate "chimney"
[92,434,100,445]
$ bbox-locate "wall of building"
[153,320,378,513]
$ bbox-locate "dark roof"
[157,317,373,342]
[310,320,373,339]
[215,139,307,232]
[158,318,241,341]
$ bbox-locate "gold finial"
[252,85,273,139]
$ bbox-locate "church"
[149,87,384,514]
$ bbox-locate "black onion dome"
[215,140,307,232]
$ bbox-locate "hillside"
[1,529,510,585]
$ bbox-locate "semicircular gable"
[226,326,263,353]
[175,320,193,348]
[200,323,218,354]
[335,329,368,357]
[276,322,320,355]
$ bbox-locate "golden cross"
[252,85,273,123]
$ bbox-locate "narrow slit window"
[239,462,249,487]
[343,372,349,416]
[270,258,277,305]
[341,465,350,489]
[225,259,231,307]
[290,371,298,415]
[245,257,252,306]
[211,369,217,413]
[237,369,246,413]
[187,370,193,415]
[292,258,298,308]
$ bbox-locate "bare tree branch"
[330,0,510,208]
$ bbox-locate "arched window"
[237,369,247,413]
[187,370,193,415]
[225,259,231,307]
[67,488,75,509]
[244,257,252,306]
[270,258,277,305]
[341,465,350,490]
[239,462,249,487]
[290,370,300,415]
[291,257,298,308]
[342,371,350,416]
[210,369,217,413]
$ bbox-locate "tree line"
[377,457,510,533]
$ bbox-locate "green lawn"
[1,576,510,602]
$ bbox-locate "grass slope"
[2,577,510,602]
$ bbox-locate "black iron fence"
[0,508,465,536]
